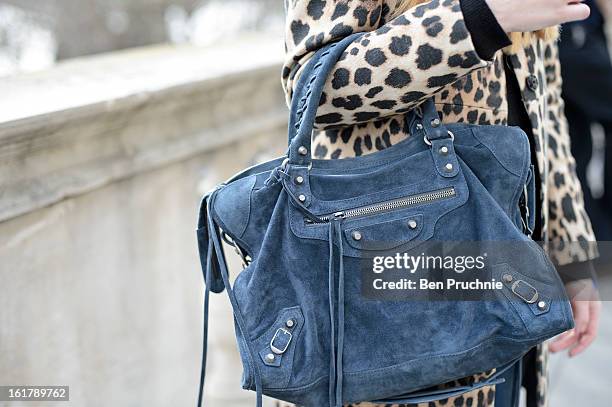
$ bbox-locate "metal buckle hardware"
[270,328,292,355]
[221,231,251,268]
[423,131,455,146]
[511,279,539,304]
[281,157,290,171]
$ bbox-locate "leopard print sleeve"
[543,40,598,265]
[282,0,491,129]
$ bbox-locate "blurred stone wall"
[0,34,287,406]
[0,130,286,407]
[0,0,284,75]
[3,0,195,59]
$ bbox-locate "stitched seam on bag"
[342,335,546,377]
[470,128,525,177]
[263,334,557,393]
[270,334,554,393]
[264,374,327,392]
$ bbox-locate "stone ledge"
[0,34,287,223]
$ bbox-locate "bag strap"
[286,32,363,165]
[370,357,520,404]
[285,33,457,179]
[197,188,264,407]
[408,98,460,178]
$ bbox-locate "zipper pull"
[333,211,345,219]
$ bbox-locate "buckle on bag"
[281,157,290,171]
[270,328,292,354]
[511,279,539,303]
[423,130,455,146]
[221,231,251,268]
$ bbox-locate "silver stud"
[439,146,449,155]
[408,220,418,229]
[352,231,362,241]
[416,123,424,130]
[295,176,304,185]
[298,194,306,202]
[537,300,547,310]
[286,319,295,328]
[298,146,308,156]
[503,274,513,283]
[265,353,275,363]
[444,163,454,172]
[431,118,441,128]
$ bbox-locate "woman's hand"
[486,0,591,33]
[549,278,601,356]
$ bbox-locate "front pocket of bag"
[343,213,424,252]
[329,188,455,257]
[305,187,456,225]
[290,184,468,258]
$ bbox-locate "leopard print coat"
[280,1,598,406]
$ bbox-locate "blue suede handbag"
[196,33,573,407]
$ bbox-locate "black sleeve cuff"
[557,260,597,284]
[460,0,512,60]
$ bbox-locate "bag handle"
[287,33,363,165]
[286,34,456,173]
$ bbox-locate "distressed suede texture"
[196,35,573,407]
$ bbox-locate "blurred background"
[0,0,283,76]
[0,1,610,406]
